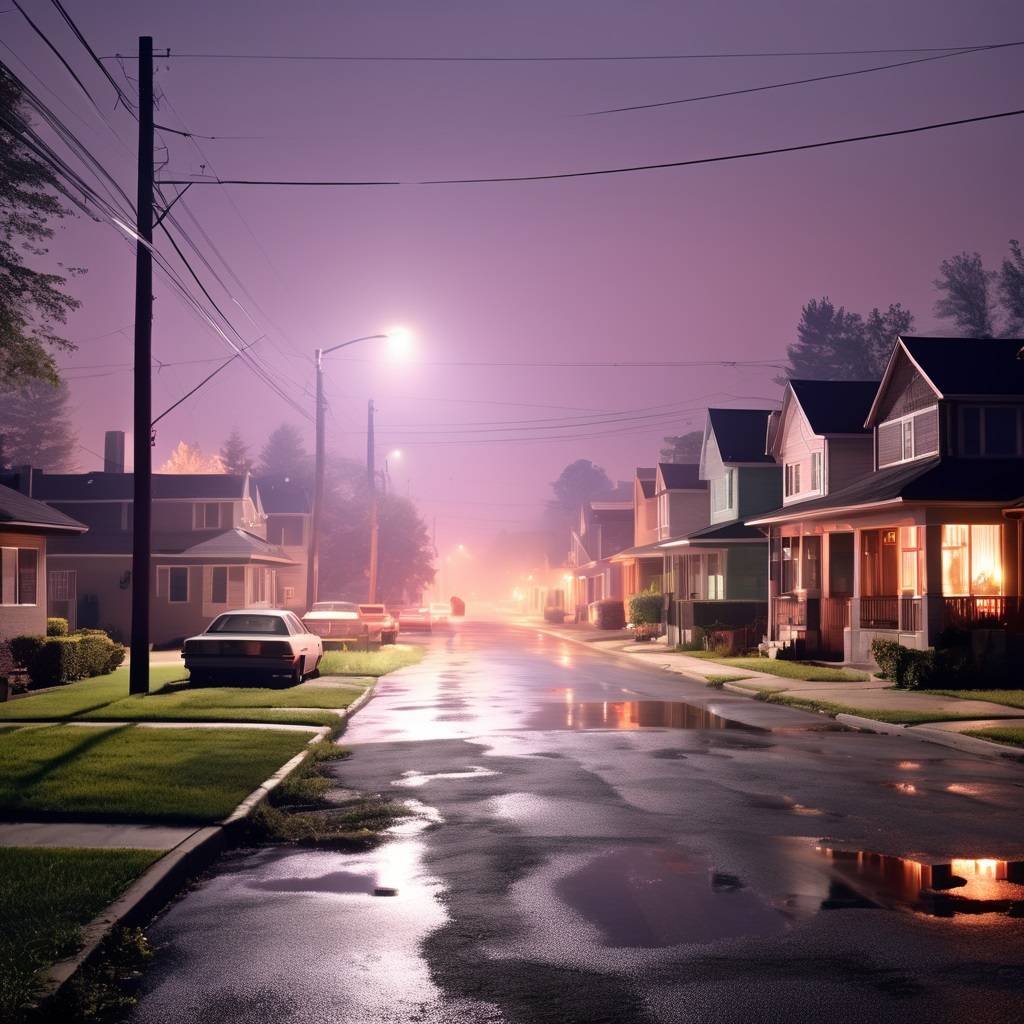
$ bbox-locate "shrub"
[590,599,626,630]
[26,636,87,687]
[10,629,126,687]
[46,617,69,637]
[628,593,662,627]
[8,635,45,669]
[870,638,904,680]
[543,606,566,624]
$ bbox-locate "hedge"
[590,599,625,630]
[8,630,127,687]
[46,617,69,637]
[628,593,662,627]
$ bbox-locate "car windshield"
[359,605,386,614]
[311,602,358,613]
[208,614,288,635]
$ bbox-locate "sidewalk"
[531,618,1024,755]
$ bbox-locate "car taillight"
[185,639,217,655]
[259,641,293,658]
[306,622,330,636]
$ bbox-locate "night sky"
[5,0,1023,556]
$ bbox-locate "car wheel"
[310,655,321,679]
[189,670,208,686]
[382,631,396,645]
[290,662,303,686]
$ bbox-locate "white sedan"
[182,609,323,685]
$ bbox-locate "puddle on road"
[817,847,1024,917]
[556,847,788,947]
[526,699,758,732]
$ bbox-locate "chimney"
[14,465,34,497]
[104,430,125,474]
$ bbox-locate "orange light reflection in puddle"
[527,700,754,731]
[896,761,922,770]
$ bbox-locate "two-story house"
[662,408,781,645]
[748,337,1024,664]
[257,474,311,616]
[567,499,633,616]
[9,436,300,645]
[613,464,708,602]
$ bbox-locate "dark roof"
[47,528,294,561]
[901,336,1024,398]
[21,472,249,502]
[747,456,1024,524]
[707,408,776,463]
[588,503,633,523]
[685,519,766,542]
[790,379,878,435]
[639,479,656,498]
[256,475,310,515]
[636,467,656,498]
[181,529,293,563]
[0,483,86,533]
[657,463,707,490]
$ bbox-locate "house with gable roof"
[748,337,1024,664]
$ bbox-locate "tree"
[160,441,225,474]
[1,68,83,387]
[659,430,703,463]
[0,378,78,470]
[257,423,313,486]
[999,239,1024,337]
[319,489,435,603]
[933,251,997,338]
[550,459,615,515]
[862,304,914,378]
[220,428,253,476]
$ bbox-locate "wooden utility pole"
[367,399,379,602]
[308,349,325,610]
[129,36,154,695]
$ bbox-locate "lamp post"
[307,330,411,610]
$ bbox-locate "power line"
[102,42,1019,62]
[159,106,1024,188]
[582,42,1022,116]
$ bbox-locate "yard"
[0,847,161,1022]
[962,726,1024,748]
[0,724,312,822]
[683,651,869,682]
[319,644,423,676]
[922,689,1024,711]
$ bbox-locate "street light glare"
[385,325,414,362]
[390,449,403,460]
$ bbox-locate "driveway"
[130,620,1024,1024]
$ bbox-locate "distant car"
[396,606,432,632]
[183,609,323,685]
[358,604,399,645]
[429,602,451,626]
[450,596,466,617]
[302,601,378,646]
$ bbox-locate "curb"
[36,681,378,1007]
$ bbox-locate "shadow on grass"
[16,725,130,790]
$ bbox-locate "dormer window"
[810,452,822,491]
[194,502,221,529]
[960,406,1022,457]
[877,408,939,468]
[711,469,735,513]
[784,463,801,497]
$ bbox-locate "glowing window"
[941,525,1002,596]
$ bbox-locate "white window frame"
[959,405,1023,458]
[158,565,190,603]
[194,502,221,529]
[810,451,822,492]
[784,462,801,498]
[0,546,38,607]
[878,408,939,468]
[712,469,736,514]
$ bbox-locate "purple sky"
[6,0,1024,558]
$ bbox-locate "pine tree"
[257,423,313,485]
[220,428,253,476]
[933,252,998,338]
[0,378,78,469]
[998,240,1024,337]
[160,441,225,474]
[659,431,703,463]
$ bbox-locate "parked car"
[396,606,432,632]
[358,604,399,645]
[302,601,379,646]
[182,609,323,685]
[430,602,451,627]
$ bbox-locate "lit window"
[941,524,1002,596]
[899,527,922,596]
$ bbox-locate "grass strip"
[704,674,752,687]
[921,689,1024,711]
[681,652,869,682]
[750,689,1012,725]
[0,725,312,823]
[0,667,187,722]
[319,644,423,677]
[962,726,1024,748]
[0,847,160,1022]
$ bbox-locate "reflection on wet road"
[132,621,1024,1024]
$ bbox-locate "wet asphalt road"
[131,621,1024,1024]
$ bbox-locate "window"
[960,406,1023,457]
[878,408,940,467]
[0,547,37,605]
[209,614,287,635]
[267,519,304,546]
[168,566,189,603]
[211,566,228,604]
[901,419,914,461]
[784,463,801,497]
[899,527,923,596]
[780,537,798,594]
[802,536,821,591]
[706,552,723,599]
[712,469,735,513]
[810,452,822,491]
[941,524,1002,596]
[195,502,221,529]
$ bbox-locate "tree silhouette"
[659,431,703,463]
[999,240,1024,337]
[933,252,997,338]
[0,378,78,470]
[258,423,313,486]
[220,428,253,476]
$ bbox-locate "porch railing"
[860,596,898,630]
[942,596,1024,631]
[774,594,806,628]
[899,597,923,632]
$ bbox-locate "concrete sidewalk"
[0,822,199,849]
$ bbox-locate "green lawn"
[0,847,161,1022]
[319,644,423,677]
[962,726,1024,748]
[704,674,752,686]
[0,725,312,822]
[922,689,1024,711]
[751,690,1016,725]
[684,652,869,682]
[0,666,186,722]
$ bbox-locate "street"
[131,621,1024,1024]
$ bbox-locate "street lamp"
[307,329,411,610]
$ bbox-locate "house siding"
[874,352,937,421]
[826,437,875,494]
[725,543,767,601]
[0,531,46,640]
[665,490,709,539]
[737,466,782,519]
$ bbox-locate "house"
[747,336,1024,664]
[662,409,781,645]
[567,499,633,616]
[0,477,87,642]
[4,438,305,645]
[256,474,311,615]
[613,464,708,602]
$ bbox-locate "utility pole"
[367,399,379,603]
[129,36,154,696]
[307,349,325,611]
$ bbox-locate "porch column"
[847,529,862,662]
[923,522,944,645]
